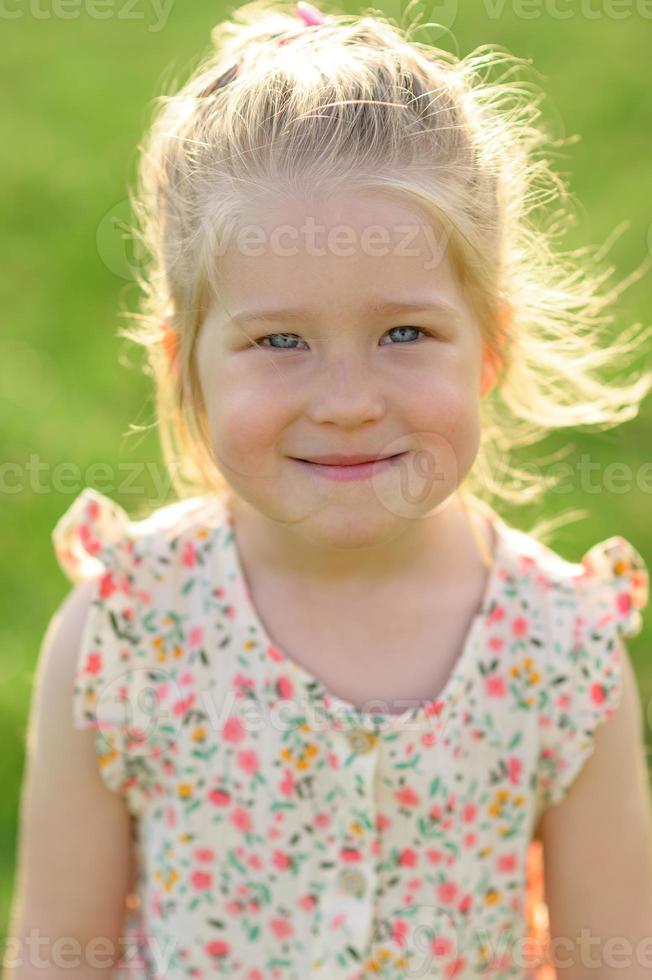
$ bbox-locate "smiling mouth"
[294,453,405,466]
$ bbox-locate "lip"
[296,453,400,465]
[292,452,407,482]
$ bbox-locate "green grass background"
[2,0,651,939]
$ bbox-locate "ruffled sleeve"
[52,487,171,816]
[537,535,649,811]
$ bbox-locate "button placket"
[313,725,380,975]
[337,866,368,899]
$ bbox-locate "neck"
[226,490,491,595]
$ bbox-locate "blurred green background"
[2,0,651,941]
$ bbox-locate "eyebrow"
[228,299,462,325]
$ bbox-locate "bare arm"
[3,580,134,979]
[539,640,652,979]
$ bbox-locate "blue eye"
[254,326,430,350]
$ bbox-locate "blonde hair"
[120,0,652,541]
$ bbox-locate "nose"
[306,347,386,428]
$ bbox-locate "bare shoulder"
[5,580,133,973]
[539,641,652,976]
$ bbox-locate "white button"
[346,729,377,754]
[337,867,367,898]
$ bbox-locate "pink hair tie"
[295,1,326,26]
[277,1,327,45]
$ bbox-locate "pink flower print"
[299,894,317,911]
[279,770,295,797]
[488,604,505,626]
[80,522,102,556]
[421,730,437,747]
[188,626,204,647]
[590,681,606,705]
[267,644,285,663]
[234,673,255,693]
[392,919,409,947]
[179,671,193,686]
[173,692,195,716]
[237,749,260,775]
[461,803,477,823]
[557,692,571,711]
[247,972,263,980]
[315,812,331,829]
[458,892,473,914]
[507,756,523,785]
[375,812,391,831]
[497,852,517,874]
[488,636,504,652]
[270,918,294,940]
[195,847,215,862]
[512,616,529,637]
[151,889,163,919]
[191,870,212,890]
[277,674,294,699]
[430,803,443,822]
[340,848,362,863]
[165,806,177,829]
[431,936,453,957]
[99,571,117,599]
[485,674,507,698]
[226,901,243,916]
[222,715,247,743]
[181,539,196,568]
[426,848,444,864]
[616,590,632,616]
[231,807,252,832]
[398,847,418,867]
[424,699,445,719]
[206,939,230,958]
[462,832,476,848]
[331,912,347,929]
[395,785,420,807]
[436,881,459,905]
[84,652,103,675]
[445,956,467,977]
[209,787,231,807]
[248,854,263,870]
[272,850,292,871]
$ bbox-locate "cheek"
[204,373,291,459]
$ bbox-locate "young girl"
[8,2,652,978]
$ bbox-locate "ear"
[480,303,511,398]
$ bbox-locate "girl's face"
[196,189,491,552]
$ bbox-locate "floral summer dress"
[51,487,649,980]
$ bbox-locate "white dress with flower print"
[51,487,648,979]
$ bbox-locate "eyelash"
[252,326,434,351]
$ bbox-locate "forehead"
[211,188,462,313]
